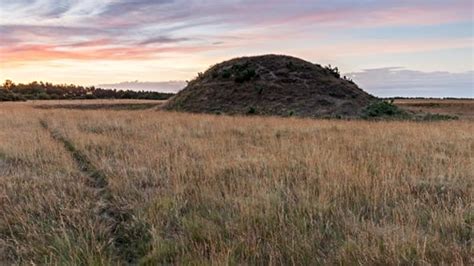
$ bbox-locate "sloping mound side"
[164,54,376,117]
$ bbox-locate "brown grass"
[1,101,472,264]
[30,99,166,111]
[394,99,474,120]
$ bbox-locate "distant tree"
[2,80,14,90]
[0,80,175,102]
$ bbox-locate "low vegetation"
[0,101,472,264]
[0,80,174,101]
[362,100,459,121]
[394,99,474,120]
[362,100,408,118]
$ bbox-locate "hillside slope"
[165,55,376,117]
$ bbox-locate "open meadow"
[0,100,472,264]
[394,99,474,121]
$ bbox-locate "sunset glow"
[0,0,473,96]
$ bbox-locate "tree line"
[0,80,175,101]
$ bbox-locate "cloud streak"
[1,0,472,64]
[348,68,474,98]
[98,80,186,93]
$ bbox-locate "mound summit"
[165,55,376,117]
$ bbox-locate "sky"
[0,0,473,97]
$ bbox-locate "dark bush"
[362,101,408,119]
[222,70,231,79]
[37,92,51,100]
[0,90,26,101]
[286,61,296,71]
[235,69,256,83]
[325,64,340,79]
[247,106,257,114]
[231,62,248,71]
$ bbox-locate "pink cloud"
[1,1,472,68]
[300,37,473,58]
[268,2,472,28]
[0,42,223,65]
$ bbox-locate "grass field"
[0,100,472,264]
[394,99,474,120]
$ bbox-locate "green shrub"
[221,70,231,79]
[231,62,248,71]
[37,92,51,100]
[0,91,26,101]
[247,106,256,115]
[235,69,256,83]
[361,101,408,119]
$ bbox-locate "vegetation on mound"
[165,55,376,117]
[0,80,174,101]
[208,61,258,83]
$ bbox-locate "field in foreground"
[0,101,472,264]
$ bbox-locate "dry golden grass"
[394,99,474,120]
[1,101,472,264]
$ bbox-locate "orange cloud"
[0,42,223,67]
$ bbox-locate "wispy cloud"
[348,68,474,98]
[1,0,472,64]
[139,36,191,45]
[98,80,186,92]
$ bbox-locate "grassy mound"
[165,55,376,118]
